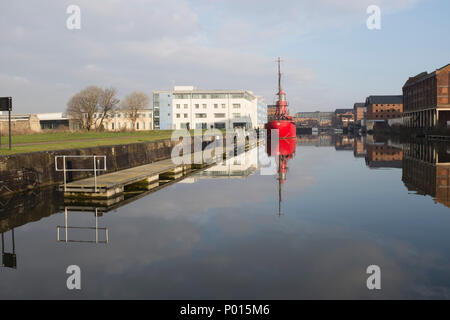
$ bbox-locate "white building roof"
[36,112,68,120]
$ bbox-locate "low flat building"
[403,63,450,128]
[1,112,73,133]
[153,86,267,130]
[36,113,70,130]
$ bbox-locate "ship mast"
[278,57,282,95]
[275,57,288,120]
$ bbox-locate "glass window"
[195,104,199,109]
[233,104,241,109]
[211,93,227,99]
[174,94,190,99]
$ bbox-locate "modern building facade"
[403,63,450,128]
[153,86,267,130]
[365,95,403,121]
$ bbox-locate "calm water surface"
[2,135,450,299]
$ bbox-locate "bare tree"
[66,86,103,131]
[97,87,120,130]
[121,91,149,130]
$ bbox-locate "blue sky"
[0,0,448,114]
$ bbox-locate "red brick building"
[365,95,403,121]
[403,63,450,128]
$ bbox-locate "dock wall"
[0,139,181,197]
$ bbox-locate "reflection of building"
[334,135,354,150]
[402,142,450,207]
[365,95,403,121]
[333,109,354,128]
[353,136,366,158]
[403,63,450,128]
[296,134,333,147]
[153,86,267,130]
[194,146,259,179]
[365,143,403,168]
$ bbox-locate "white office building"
[153,86,267,130]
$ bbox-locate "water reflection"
[365,143,403,169]
[2,136,450,298]
[1,229,16,269]
[57,208,109,244]
[403,142,450,208]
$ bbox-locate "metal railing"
[57,208,109,244]
[55,155,107,192]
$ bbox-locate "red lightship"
[265,58,296,216]
[265,57,296,139]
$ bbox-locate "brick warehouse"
[365,95,403,121]
[403,63,450,128]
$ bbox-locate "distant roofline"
[153,88,257,99]
[365,95,403,105]
[403,63,450,88]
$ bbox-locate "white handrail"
[55,155,107,192]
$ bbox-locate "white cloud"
[0,0,421,113]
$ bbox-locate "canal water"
[2,135,450,299]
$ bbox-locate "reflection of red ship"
[265,57,296,216]
[267,138,296,216]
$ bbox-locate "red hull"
[266,135,296,157]
[265,120,296,139]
